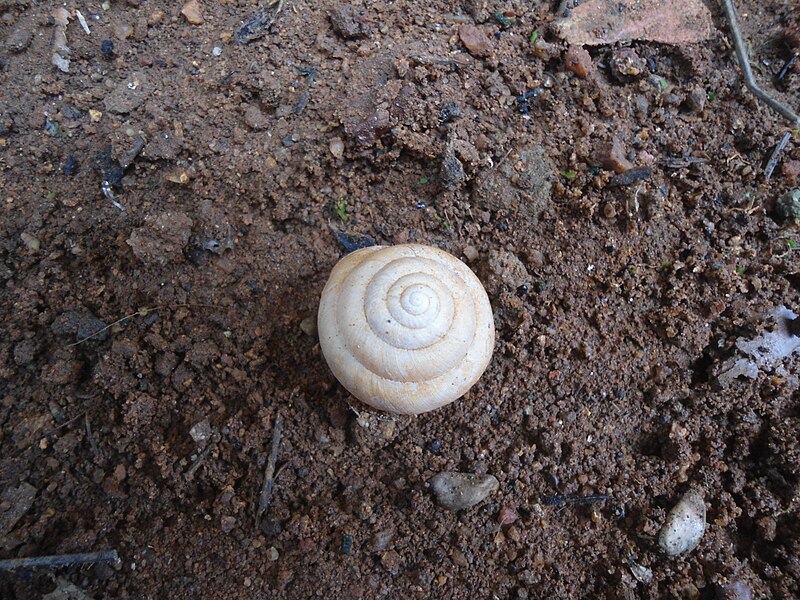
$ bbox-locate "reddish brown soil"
[1,0,799,598]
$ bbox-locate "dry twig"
[84,414,102,461]
[765,131,793,180]
[722,0,800,126]
[255,413,284,529]
[0,550,119,571]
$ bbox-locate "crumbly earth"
[1,0,799,598]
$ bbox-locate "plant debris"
[237,0,285,44]
[51,8,71,72]
[555,0,715,46]
[0,550,120,571]
[335,231,377,253]
[716,306,800,387]
[255,413,284,529]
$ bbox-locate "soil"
[1,0,799,598]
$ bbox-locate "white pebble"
[20,232,40,251]
[329,137,344,160]
[189,419,212,444]
[212,46,222,57]
[658,489,706,556]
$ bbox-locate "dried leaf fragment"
[52,7,71,72]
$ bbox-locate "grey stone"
[5,24,31,53]
[776,189,800,222]
[430,472,499,511]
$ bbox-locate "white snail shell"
[318,244,495,415]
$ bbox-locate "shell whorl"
[318,244,495,414]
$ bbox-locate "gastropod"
[318,244,495,415]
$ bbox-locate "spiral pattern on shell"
[318,244,495,414]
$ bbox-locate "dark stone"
[63,155,79,176]
[101,39,114,59]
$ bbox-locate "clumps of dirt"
[472,146,554,218]
[339,54,417,146]
[127,212,193,266]
[329,4,371,40]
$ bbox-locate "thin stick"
[722,0,800,126]
[541,494,611,506]
[0,550,119,571]
[84,414,102,461]
[184,445,210,479]
[764,131,793,180]
[494,147,515,170]
[255,413,284,529]
[66,303,219,348]
[66,308,154,348]
[40,412,86,439]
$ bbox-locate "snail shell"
[318,244,495,415]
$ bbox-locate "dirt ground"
[1,0,800,598]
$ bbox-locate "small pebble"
[498,505,518,525]
[430,472,499,511]
[440,153,465,190]
[628,557,653,585]
[114,24,133,40]
[439,102,462,123]
[564,45,592,78]
[5,25,32,53]
[329,137,344,160]
[212,46,222,57]
[181,0,204,25]
[189,419,212,444]
[380,549,401,574]
[20,232,40,251]
[220,515,236,533]
[300,316,318,338]
[462,245,479,262]
[686,87,706,113]
[267,546,279,561]
[658,489,706,556]
[597,137,633,174]
[370,528,395,552]
[459,24,493,58]
[775,189,800,222]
